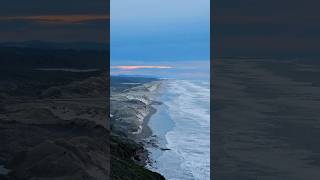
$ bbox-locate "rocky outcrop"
[110,135,165,180]
[0,119,110,180]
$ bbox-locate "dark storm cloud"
[214,0,320,57]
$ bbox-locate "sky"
[110,0,210,79]
[2,0,320,76]
[214,0,320,58]
[0,0,108,43]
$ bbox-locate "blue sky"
[110,0,210,79]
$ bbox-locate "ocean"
[147,79,210,180]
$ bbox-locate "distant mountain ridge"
[0,45,107,70]
[112,74,159,78]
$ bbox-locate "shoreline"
[132,81,165,169]
[138,79,211,180]
[110,78,166,179]
[132,106,157,167]
[134,80,165,140]
[134,106,157,141]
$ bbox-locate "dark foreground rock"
[110,135,165,180]
[0,119,110,180]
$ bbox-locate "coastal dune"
[110,80,162,136]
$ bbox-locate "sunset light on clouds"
[111,0,209,79]
[111,65,173,70]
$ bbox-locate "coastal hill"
[0,69,109,179]
[0,44,163,179]
[110,76,165,179]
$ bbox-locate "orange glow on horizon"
[111,65,173,70]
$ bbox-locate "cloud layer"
[111,65,173,70]
[110,60,209,80]
[0,0,108,43]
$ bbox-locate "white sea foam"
[147,80,210,180]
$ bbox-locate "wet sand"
[134,107,157,141]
